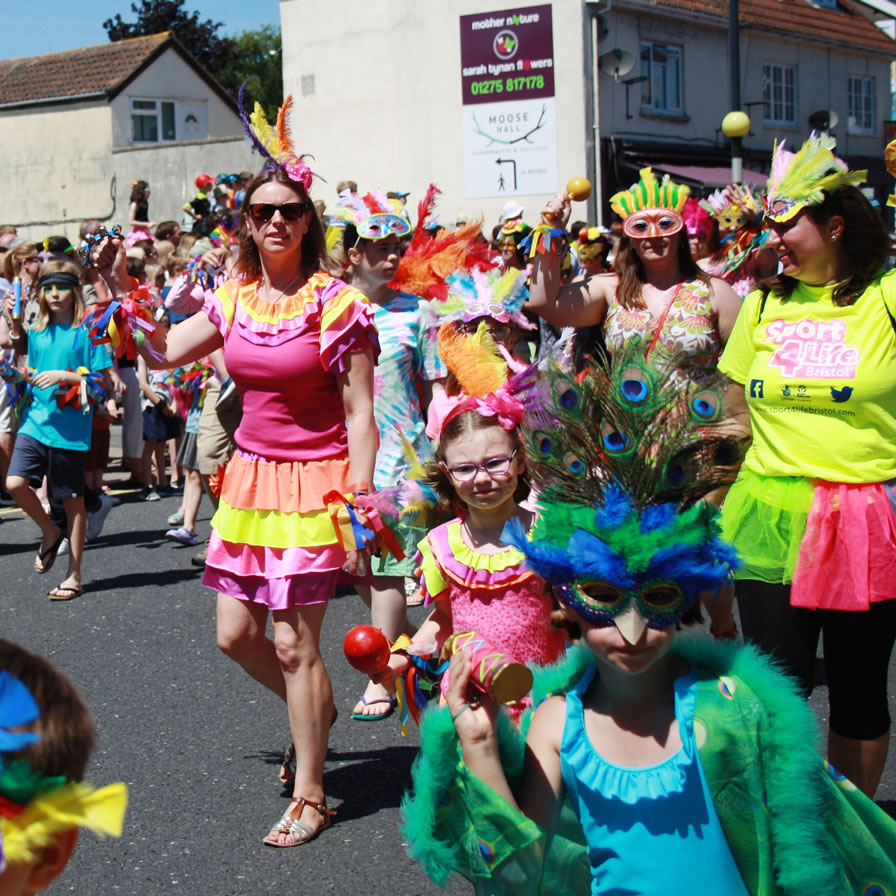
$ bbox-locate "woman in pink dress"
[107,152,379,846]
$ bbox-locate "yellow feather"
[1,781,127,864]
[250,102,280,157]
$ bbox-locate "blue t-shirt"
[561,664,748,895]
[19,322,112,452]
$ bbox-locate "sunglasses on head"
[248,202,308,222]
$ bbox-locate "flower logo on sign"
[493,29,518,60]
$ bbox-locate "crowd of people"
[2,94,896,892]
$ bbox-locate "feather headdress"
[765,133,866,223]
[504,339,745,631]
[610,167,689,220]
[429,268,534,330]
[0,670,127,872]
[238,84,313,190]
[389,185,497,301]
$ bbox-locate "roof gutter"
[0,91,105,111]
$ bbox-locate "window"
[847,76,875,134]
[762,64,797,125]
[640,42,682,114]
[131,99,177,143]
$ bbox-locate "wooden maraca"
[343,624,391,677]
[566,177,593,202]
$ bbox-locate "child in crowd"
[404,342,896,894]
[0,638,126,893]
[126,180,155,248]
[182,174,216,236]
[4,262,113,599]
[339,200,446,721]
[137,350,181,502]
[382,404,566,720]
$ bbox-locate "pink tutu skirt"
[791,480,896,611]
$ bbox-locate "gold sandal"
[262,796,335,847]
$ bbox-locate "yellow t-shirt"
[719,271,896,482]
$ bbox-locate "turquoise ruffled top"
[560,664,748,895]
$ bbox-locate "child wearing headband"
[0,639,126,893]
[378,401,566,720]
[4,261,113,599]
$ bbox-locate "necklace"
[258,271,304,303]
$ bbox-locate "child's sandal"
[262,796,335,847]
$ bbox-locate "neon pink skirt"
[791,481,896,610]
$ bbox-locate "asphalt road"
[0,455,894,895]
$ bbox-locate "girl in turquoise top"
[404,339,896,895]
[447,561,747,895]
[4,261,113,599]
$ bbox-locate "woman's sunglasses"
[248,202,308,222]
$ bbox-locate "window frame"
[762,63,797,126]
[847,75,876,135]
[639,41,684,116]
[130,98,179,144]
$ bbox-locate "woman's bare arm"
[709,277,743,347]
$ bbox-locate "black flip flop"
[34,534,64,575]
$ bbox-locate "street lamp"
[721,111,751,183]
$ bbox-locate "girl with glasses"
[378,398,566,722]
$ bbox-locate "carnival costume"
[719,136,895,611]
[0,670,126,874]
[603,169,724,371]
[699,186,770,298]
[201,274,378,607]
[199,91,380,608]
[425,267,532,439]
[400,337,896,892]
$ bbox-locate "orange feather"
[275,96,294,156]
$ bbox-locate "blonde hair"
[1,241,39,282]
[31,260,86,331]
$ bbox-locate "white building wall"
[0,103,114,241]
[109,49,244,144]
[0,50,255,245]
[280,0,589,229]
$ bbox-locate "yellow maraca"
[566,177,592,202]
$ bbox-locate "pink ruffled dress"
[200,273,379,608]
[416,519,567,711]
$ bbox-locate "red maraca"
[343,625,391,676]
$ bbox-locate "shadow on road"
[248,744,420,821]
[87,567,202,593]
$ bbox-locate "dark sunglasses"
[248,202,308,222]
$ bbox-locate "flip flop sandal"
[263,796,335,847]
[350,696,395,721]
[34,533,65,574]
[48,584,84,601]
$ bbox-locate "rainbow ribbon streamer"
[55,368,106,413]
[0,362,35,417]
[324,492,406,560]
[83,292,161,362]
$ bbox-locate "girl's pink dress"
[416,518,566,711]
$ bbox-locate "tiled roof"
[655,0,896,54]
[0,33,172,106]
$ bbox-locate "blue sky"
[1,0,280,60]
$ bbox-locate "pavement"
[0,438,894,895]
